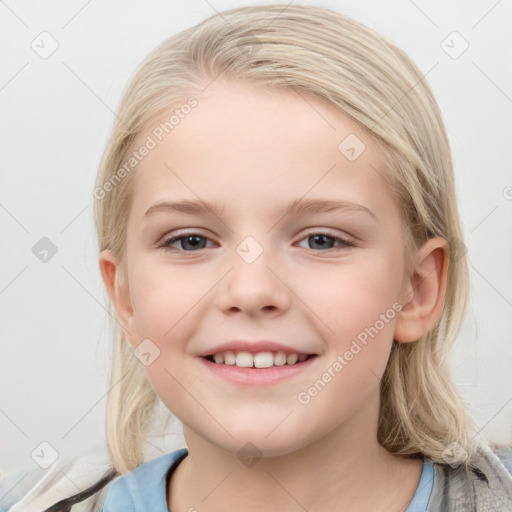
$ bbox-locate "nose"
[214,242,291,317]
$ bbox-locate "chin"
[199,423,316,460]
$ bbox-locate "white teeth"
[235,351,254,368]
[253,352,274,368]
[209,350,311,367]
[274,351,287,366]
[224,351,236,365]
[286,353,298,365]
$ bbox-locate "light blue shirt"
[405,458,434,511]
[102,448,433,511]
[102,448,188,512]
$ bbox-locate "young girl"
[3,3,512,511]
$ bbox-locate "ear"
[394,237,449,343]
[98,249,138,348]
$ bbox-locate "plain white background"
[1,0,511,476]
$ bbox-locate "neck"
[168,389,422,512]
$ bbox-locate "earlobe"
[98,249,138,347]
[394,237,449,343]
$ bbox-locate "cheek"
[128,258,202,339]
[303,253,401,376]
[305,254,401,328]
[126,260,209,398]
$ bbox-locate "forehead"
[127,79,398,224]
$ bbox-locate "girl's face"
[110,79,411,457]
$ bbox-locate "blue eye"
[160,234,212,252]
[297,233,354,250]
[159,231,354,254]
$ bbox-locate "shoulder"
[494,444,512,476]
[0,465,46,512]
[0,447,188,512]
[102,448,188,512]
[428,442,512,511]
[0,445,113,512]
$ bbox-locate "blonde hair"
[94,3,481,473]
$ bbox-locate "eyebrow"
[143,197,377,221]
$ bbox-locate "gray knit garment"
[427,443,512,511]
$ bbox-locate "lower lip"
[199,356,318,386]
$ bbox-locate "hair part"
[94,3,479,474]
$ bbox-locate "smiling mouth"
[203,351,317,368]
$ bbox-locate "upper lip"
[196,340,315,357]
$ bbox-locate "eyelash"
[158,231,355,254]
